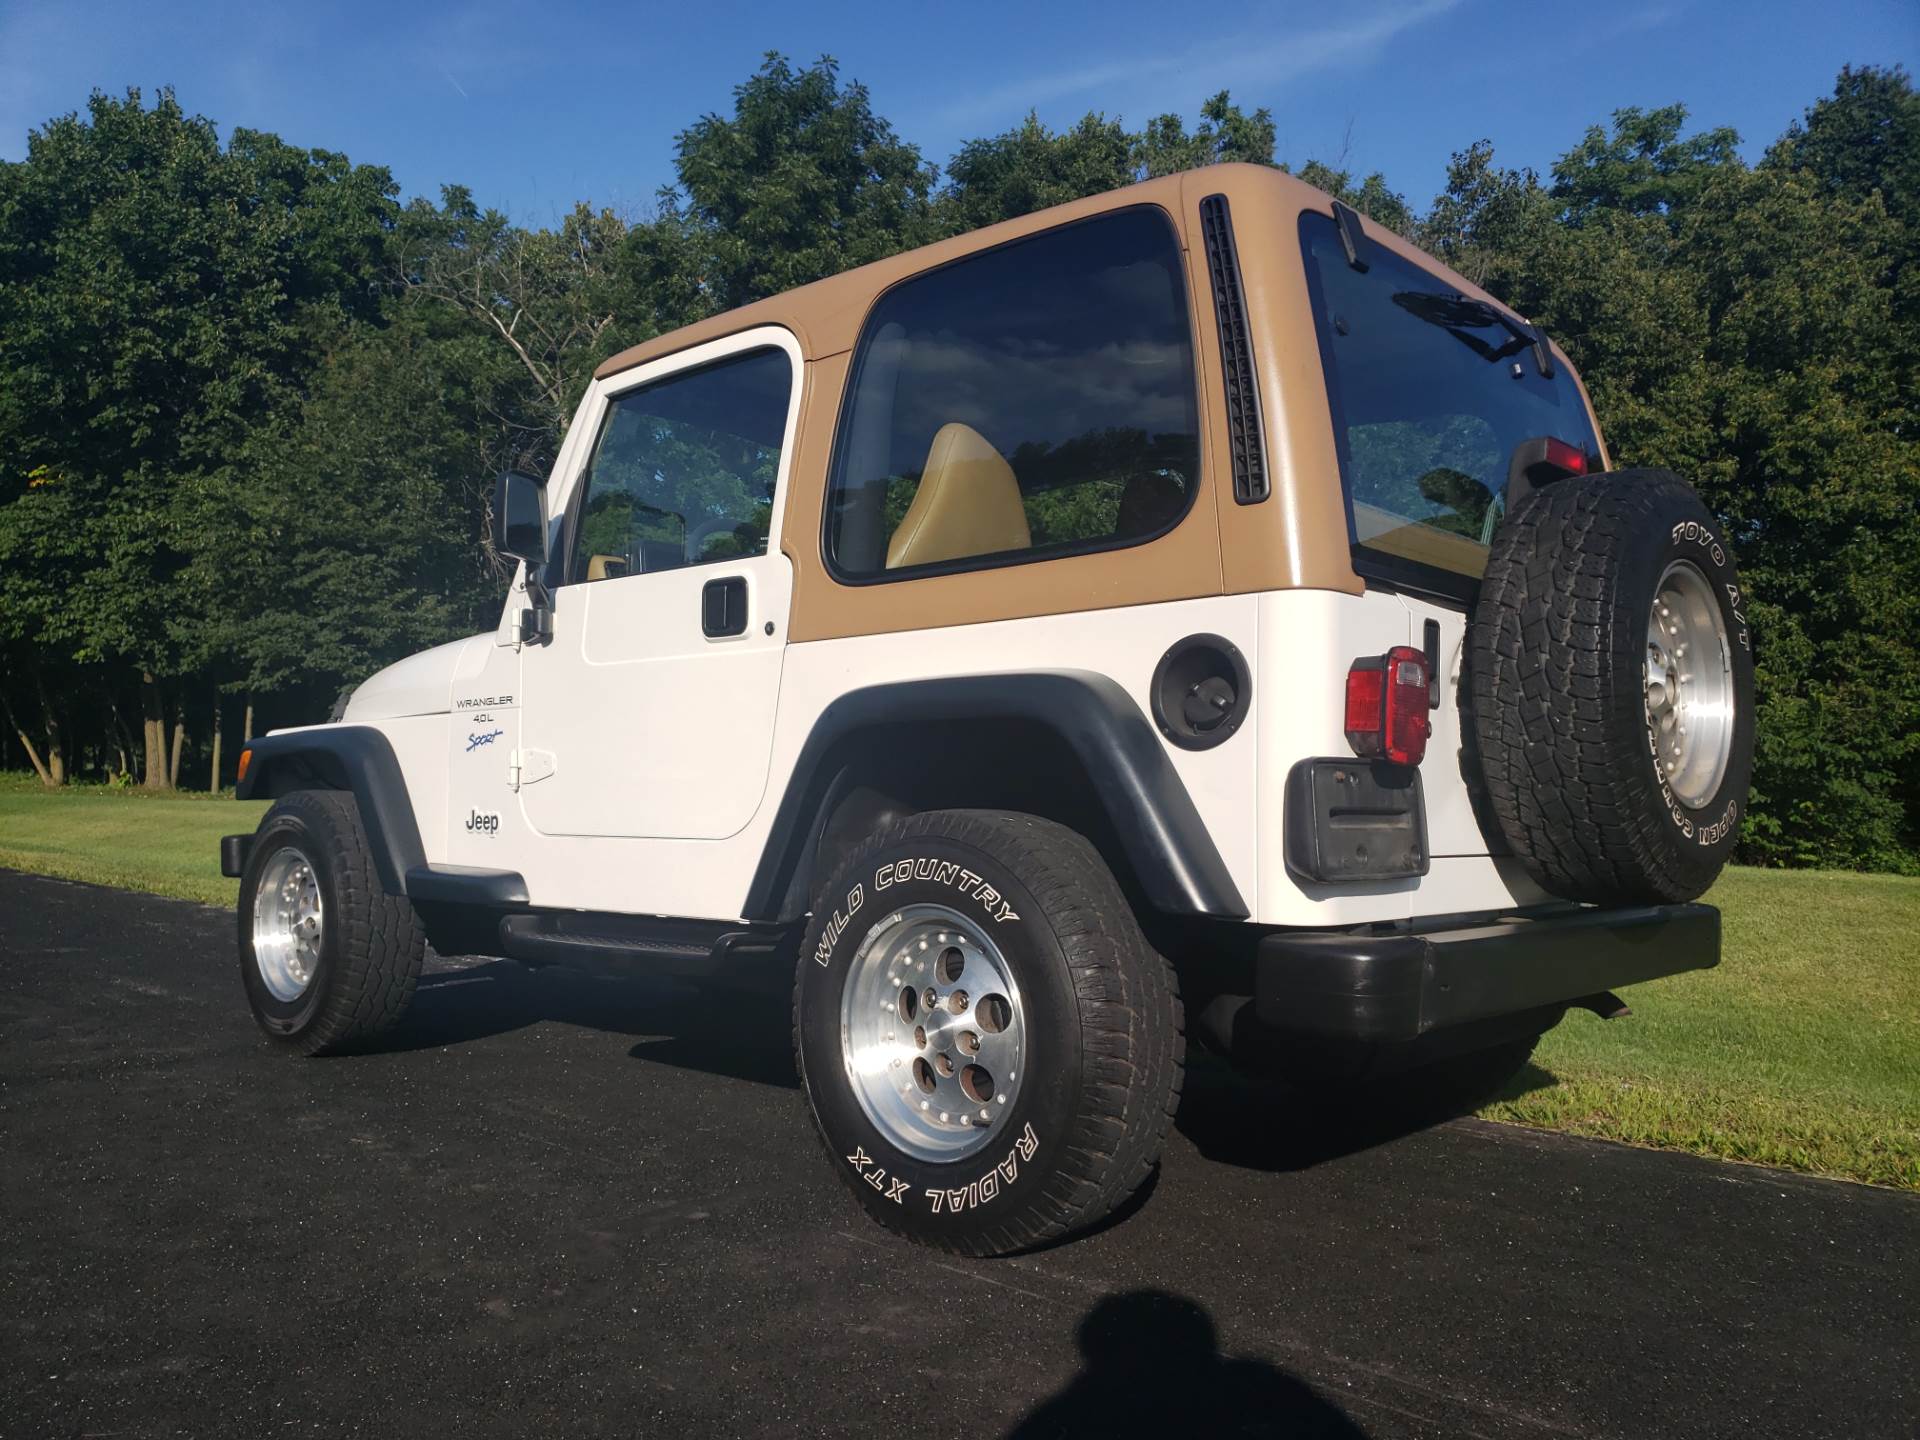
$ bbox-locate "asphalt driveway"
[1,870,1913,1438]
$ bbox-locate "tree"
[1552,103,1742,221]
[0,89,398,785]
[1767,64,1920,234]
[668,54,939,310]
[943,91,1278,232]
[1135,92,1277,176]
[942,112,1136,231]
[1418,140,1553,285]
[402,188,632,450]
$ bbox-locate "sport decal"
[465,729,504,753]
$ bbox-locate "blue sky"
[2,0,1913,224]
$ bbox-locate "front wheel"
[794,810,1183,1256]
[237,789,424,1055]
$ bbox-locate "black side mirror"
[494,469,548,568]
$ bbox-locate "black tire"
[237,789,424,1055]
[1471,469,1755,904]
[794,810,1183,1256]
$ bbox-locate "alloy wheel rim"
[838,903,1026,1163]
[252,846,324,1002]
[1645,559,1735,810]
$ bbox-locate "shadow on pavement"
[376,960,1555,1174]
[1006,1290,1367,1439]
[1175,1054,1557,1175]
[369,959,801,1089]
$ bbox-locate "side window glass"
[826,207,1200,579]
[568,347,791,584]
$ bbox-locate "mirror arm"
[516,563,554,646]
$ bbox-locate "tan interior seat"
[885,422,1032,570]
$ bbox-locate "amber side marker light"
[236,748,252,785]
[1345,646,1432,767]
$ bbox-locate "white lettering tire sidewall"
[795,833,1089,1250]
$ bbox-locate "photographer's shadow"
[1007,1290,1366,1438]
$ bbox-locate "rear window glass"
[825,207,1200,580]
[1300,213,1599,583]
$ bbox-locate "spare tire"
[1470,468,1754,905]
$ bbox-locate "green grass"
[1483,866,1920,1189]
[1,773,1914,1187]
[0,771,267,906]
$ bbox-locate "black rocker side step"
[496,911,789,982]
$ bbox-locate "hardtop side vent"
[1198,193,1270,505]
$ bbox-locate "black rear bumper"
[1256,903,1719,1043]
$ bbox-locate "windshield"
[1300,213,1599,587]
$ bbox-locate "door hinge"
[508,747,556,792]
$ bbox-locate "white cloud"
[929,0,1465,131]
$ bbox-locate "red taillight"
[1542,436,1588,477]
[1345,646,1432,767]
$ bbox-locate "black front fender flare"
[742,671,1249,924]
[237,726,425,896]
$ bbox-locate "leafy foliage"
[0,61,1913,872]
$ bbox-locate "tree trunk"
[243,698,254,744]
[108,691,135,782]
[209,691,224,793]
[1,689,54,786]
[140,671,170,790]
[169,710,185,789]
[34,667,64,786]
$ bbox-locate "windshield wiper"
[1391,291,1555,377]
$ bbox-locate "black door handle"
[702,576,748,638]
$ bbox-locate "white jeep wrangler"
[225,166,1752,1255]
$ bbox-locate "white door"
[517,328,802,841]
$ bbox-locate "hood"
[341,636,489,722]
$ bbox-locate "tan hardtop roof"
[593,162,1560,382]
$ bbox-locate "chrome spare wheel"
[252,846,324,1002]
[1645,559,1735,809]
[839,904,1027,1163]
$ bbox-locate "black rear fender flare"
[742,671,1249,924]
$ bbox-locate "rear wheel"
[794,810,1183,1256]
[237,789,424,1055]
